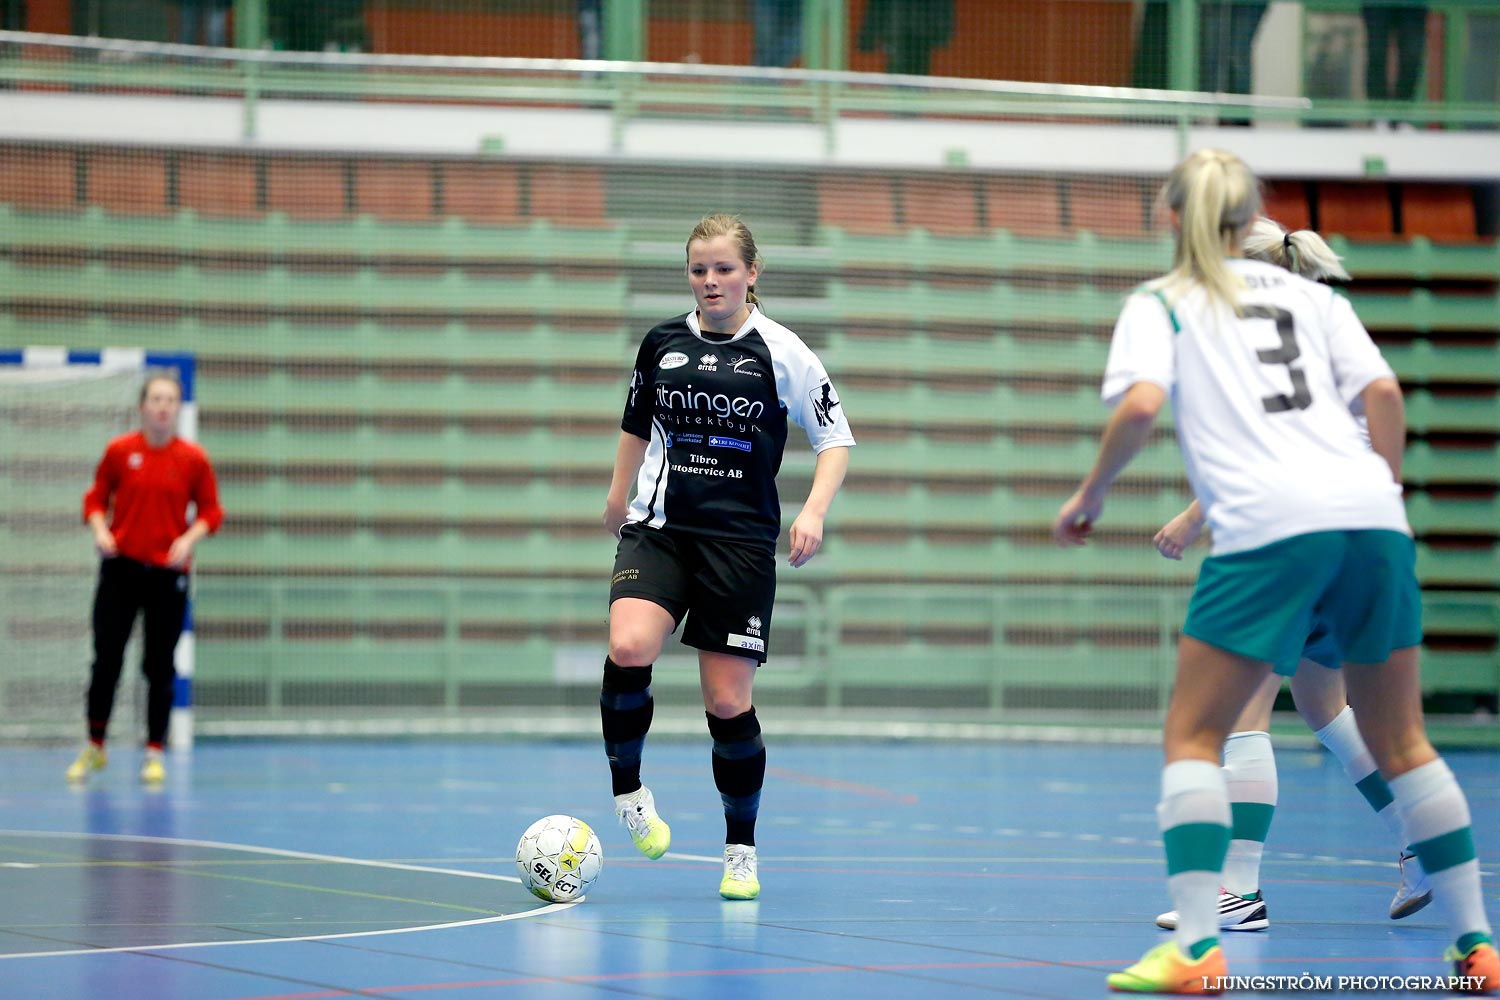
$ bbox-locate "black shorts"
[610,524,775,662]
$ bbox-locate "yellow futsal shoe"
[140,749,166,785]
[614,785,670,860]
[719,844,760,900]
[1108,941,1227,994]
[1445,940,1500,993]
[65,744,107,784]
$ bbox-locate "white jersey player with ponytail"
[1053,149,1496,994]
[1152,216,1431,936]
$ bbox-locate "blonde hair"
[685,214,763,305]
[1153,149,1262,314]
[1243,215,1351,282]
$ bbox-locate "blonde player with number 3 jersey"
[1151,217,1431,936]
[1053,149,1497,994]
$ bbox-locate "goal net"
[0,348,198,745]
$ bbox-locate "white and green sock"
[1160,759,1231,957]
[1315,706,1409,850]
[1390,758,1493,948]
[1221,730,1276,898]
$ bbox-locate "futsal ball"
[515,815,603,902]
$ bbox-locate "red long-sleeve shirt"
[82,431,225,569]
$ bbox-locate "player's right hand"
[1053,488,1101,547]
[93,527,118,558]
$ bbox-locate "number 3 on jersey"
[1246,305,1313,413]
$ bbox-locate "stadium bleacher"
[2,142,1496,712]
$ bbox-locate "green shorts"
[1183,530,1423,676]
[1300,616,1341,670]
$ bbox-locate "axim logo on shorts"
[708,436,752,452]
[727,633,765,653]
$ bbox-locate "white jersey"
[1102,257,1408,555]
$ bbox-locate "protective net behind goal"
[3,33,1266,736]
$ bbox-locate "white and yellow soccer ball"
[515,815,603,902]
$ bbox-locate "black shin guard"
[601,658,653,797]
[707,707,766,847]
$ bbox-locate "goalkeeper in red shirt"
[67,373,224,786]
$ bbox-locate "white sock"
[1221,731,1276,897]
[1315,706,1408,849]
[1159,759,1231,954]
[1390,758,1492,945]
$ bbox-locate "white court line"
[0,829,575,960]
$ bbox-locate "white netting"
[0,366,143,738]
[1,32,1495,736]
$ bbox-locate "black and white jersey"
[621,306,855,547]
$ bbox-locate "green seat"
[822,583,1181,708]
[1348,288,1500,334]
[2,206,629,266]
[207,417,614,463]
[0,315,639,369]
[1383,339,1500,385]
[1422,591,1500,635]
[819,277,1123,330]
[816,535,1200,585]
[1419,591,1500,695]
[1415,542,1500,588]
[1403,442,1500,486]
[206,525,611,578]
[817,226,1172,279]
[0,259,631,318]
[845,382,1110,431]
[201,372,622,420]
[223,473,608,524]
[1422,650,1500,694]
[843,431,1180,481]
[1404,389,1500,434]
[821,329,1110,382]
[1406,492,1500,535]
[835,483,1190,534]
[1334,236,1500,283]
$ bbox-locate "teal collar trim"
[1151,289,1181,334]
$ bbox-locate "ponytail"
[1152,149,1261,315]
[1243,216,1351,281]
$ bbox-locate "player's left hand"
[166,535,196,569]
[1053,488,1102,547]
[1153,508,1204,560]
[787,512,824,568]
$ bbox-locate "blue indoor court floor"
[1,737,1496,1000]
